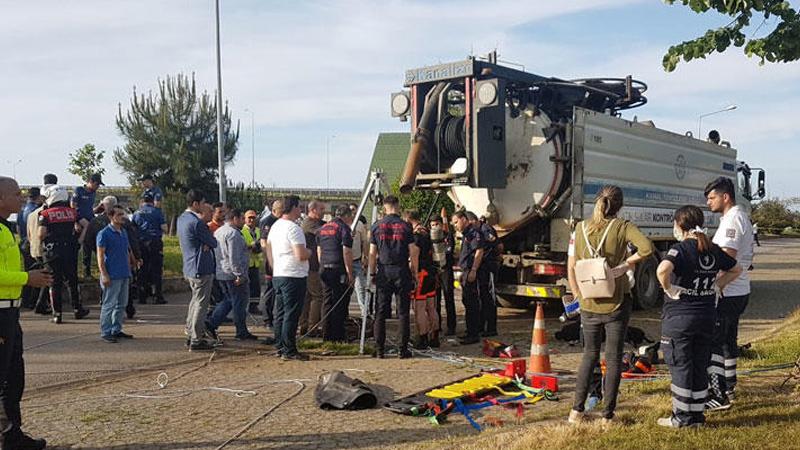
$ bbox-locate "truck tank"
[390,54,765,309]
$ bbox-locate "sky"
[1,0,798,198]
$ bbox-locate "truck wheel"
[496,295,532,310]
[633,255,662,310]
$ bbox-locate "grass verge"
[404,308,800,450]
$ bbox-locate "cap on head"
[142,193,154,203]
[89,173,104,185]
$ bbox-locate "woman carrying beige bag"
[567,185,654,424]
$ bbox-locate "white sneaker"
[568,409,585,424]
[657,417,703,428]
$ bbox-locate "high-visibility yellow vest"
[241,224,261,269]
[0,222,28,300]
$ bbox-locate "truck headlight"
[477,81,498,106]
[391,92,410,117]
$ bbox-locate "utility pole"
[215,0,226,202]
[245,108,255,187]
[326,135,336,190]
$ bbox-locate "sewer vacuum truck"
[389,53,765,309]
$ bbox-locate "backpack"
[574,220,616,299]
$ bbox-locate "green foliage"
[225,182,268,213]
[751,198,799,232]
[114,73,239,199]
[390,178,455,222]
[67,143,105,181]
[663,0,800,71]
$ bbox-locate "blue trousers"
[100,278,130,337]
[209,280,250,338]
[273,277,307,355]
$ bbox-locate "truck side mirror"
[756,169,766,199]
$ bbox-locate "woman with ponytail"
[655,205,741,428]
[567,186,654,424]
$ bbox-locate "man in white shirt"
[704,176,754,410]
[265,195,310,361]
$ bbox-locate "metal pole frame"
[215,0,226,203]
[357,170,384,355]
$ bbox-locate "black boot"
[74,307,90,320]
[126,305,136,319]
[2,428,46,450]
[429,332,440,348]
[414,335,429,350]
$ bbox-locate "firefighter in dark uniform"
[655,205,741,428]
[468,212,501,337]
[38,187,91,323]
[431,213,457,336]
[317,206,354,342]
[0,176,51,450]
[132,193,167,304]
[405,210,439,349]
[368,195,419,359]
[453,211,484,344]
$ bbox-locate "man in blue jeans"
[206,209,259,342]
[265,195,310,361]
[97,205,135,343]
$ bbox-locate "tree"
[67,143,105,181]
[114,73,239,197]
[751,198,796,232]
[390,178,455,221]
[663,0,800,72]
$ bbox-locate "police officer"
[317,206,354,342]
[140,175,164,209]
[431,213,457,336]
[467,212,500,337]
[453,211,484,344]
[39,186,91,323]
[655,205,741,428]
[368,195,419,359]
[0,176,51,450]
[71,173,103,279]
[406,210,439,349]
[132,193,167,304]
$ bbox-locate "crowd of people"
[177,191,503,360]
[566,176,754,429]
[0,170,756,447]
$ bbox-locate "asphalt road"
[21,238,800,392]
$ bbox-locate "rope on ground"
[296,288,353,341]
[774,355,800,392]
[215,380,306,450]
[23,331,98,351]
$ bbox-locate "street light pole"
[698,104,737,138]
[215,0,226,203]
[244,108,255,187]
[326,135,336,190]
[6,159,22,179]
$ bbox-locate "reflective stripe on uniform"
[708,366,725,375]
[673,398,705,412]
[710,354,724,364]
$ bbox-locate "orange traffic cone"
[529,302,552,374]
